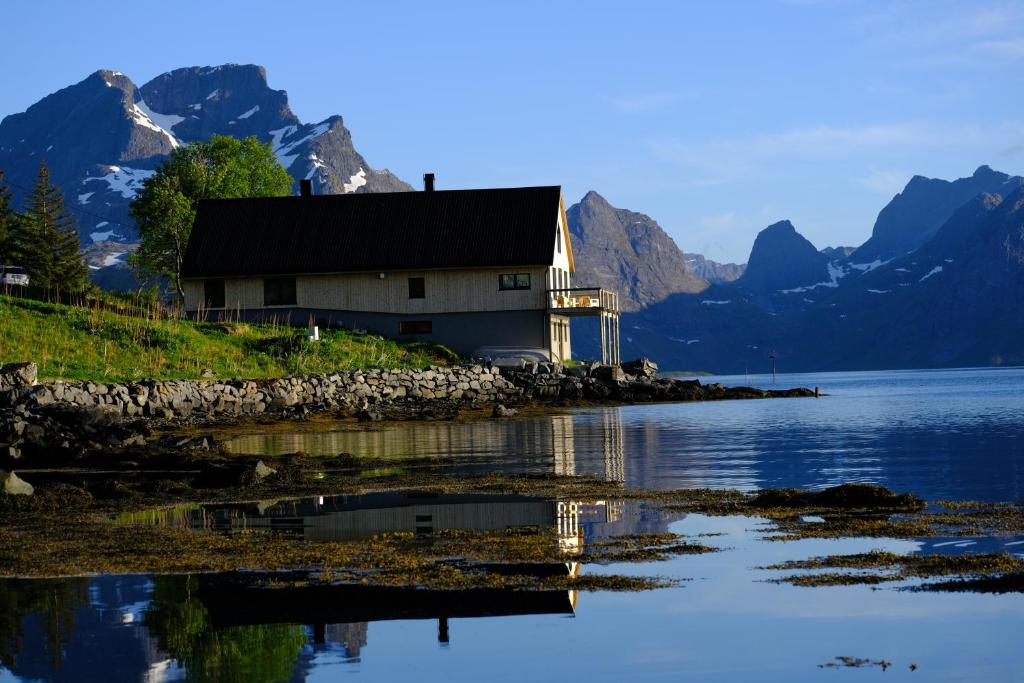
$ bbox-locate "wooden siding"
[184,267,550,314]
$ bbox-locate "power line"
[2,176,136,231]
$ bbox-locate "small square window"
[499,273,531,290]
[203,280,225,308]
[264,277,296,306]
[399,320,432,334]
[408,277,425,299]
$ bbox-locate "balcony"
[547,287,620,365]
[547,288,619,316]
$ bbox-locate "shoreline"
[1,359,817,467]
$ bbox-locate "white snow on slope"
[83,166,154,199]
[343,168,367,193]
[920,266,943,281]
[237,105,259,119]
[867,289,891,294]
[90,222,116,243]
[849,259,890,273]
[132,99,184,148]
[305,153,326,180]
[779,261,848,293]
[77,192,94,204]
[206,89,219,100]
[670,338,701,344]
[700,300,731,305]
[269,123,330,170]
[102,252,126,267]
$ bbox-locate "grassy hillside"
[0,295,456,382]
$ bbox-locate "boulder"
[0,362,38,389]
[491,404,518,418]
[621,358,659,380]
[1,470,34,496]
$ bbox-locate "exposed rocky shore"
[0,359,815,468]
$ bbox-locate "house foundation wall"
[192,307,549,357]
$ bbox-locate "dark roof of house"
[181,186,563,278]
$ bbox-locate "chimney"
[423,172,435,192]
[300,179,312,197]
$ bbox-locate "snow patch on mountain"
[269,122,330,170]
[102,252,126,266]
[83,166,155,199]
[920,266,943,281]
[779,261,849,293]
[237,106,259,120]
[701,300,731,305]
[343,168,367,193]
[132,99,183,147]
[77,192,94,204]
[305,152,326,180]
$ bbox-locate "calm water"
[3,367,1023,682]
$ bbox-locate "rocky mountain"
[820,246,854,259]
[0,64,412,281]
[851,165,1019,263]
[736,220,831,294]
[682,252,745,284]
[566,191,707,311]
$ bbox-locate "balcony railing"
[547,288,619,314]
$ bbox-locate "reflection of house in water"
[171,492,583,549]
[224,407,628,483]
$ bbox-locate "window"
[499,273,531,290]
[203,279,225,308]
[556,224,562,253]
[408,277,425,299]
[263,277,296,306]
[399,320,432,334]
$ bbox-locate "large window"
[203,279,225,308]
[263,277,297,306]
[399,320,432,334]
[408,277,425,299]
[499,273,531,290]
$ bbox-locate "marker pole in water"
[769,351,776,384]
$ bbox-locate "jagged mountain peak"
[739,219,829,293]
[566,192,707,311]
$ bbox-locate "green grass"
[0,295,457,382]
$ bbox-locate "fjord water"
[2,367,1023,682]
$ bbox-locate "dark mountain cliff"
[852,165,1020,263]
[566,191,707,311]
[738,220,830,293]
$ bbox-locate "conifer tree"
[16,161,90,292]
[0,169,15,263]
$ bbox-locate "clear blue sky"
[2,0,1022,263]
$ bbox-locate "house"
[180,177,621,363]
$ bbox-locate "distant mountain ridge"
[571,166,1024,371]
[0,64,412,281]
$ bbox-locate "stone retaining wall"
[0,364,520,419]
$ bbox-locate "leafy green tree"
[130,135,293,298]
[12,161,90,292]
[144,575,307,683]
[0,169,15,263]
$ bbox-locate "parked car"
[0,265,30,287]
